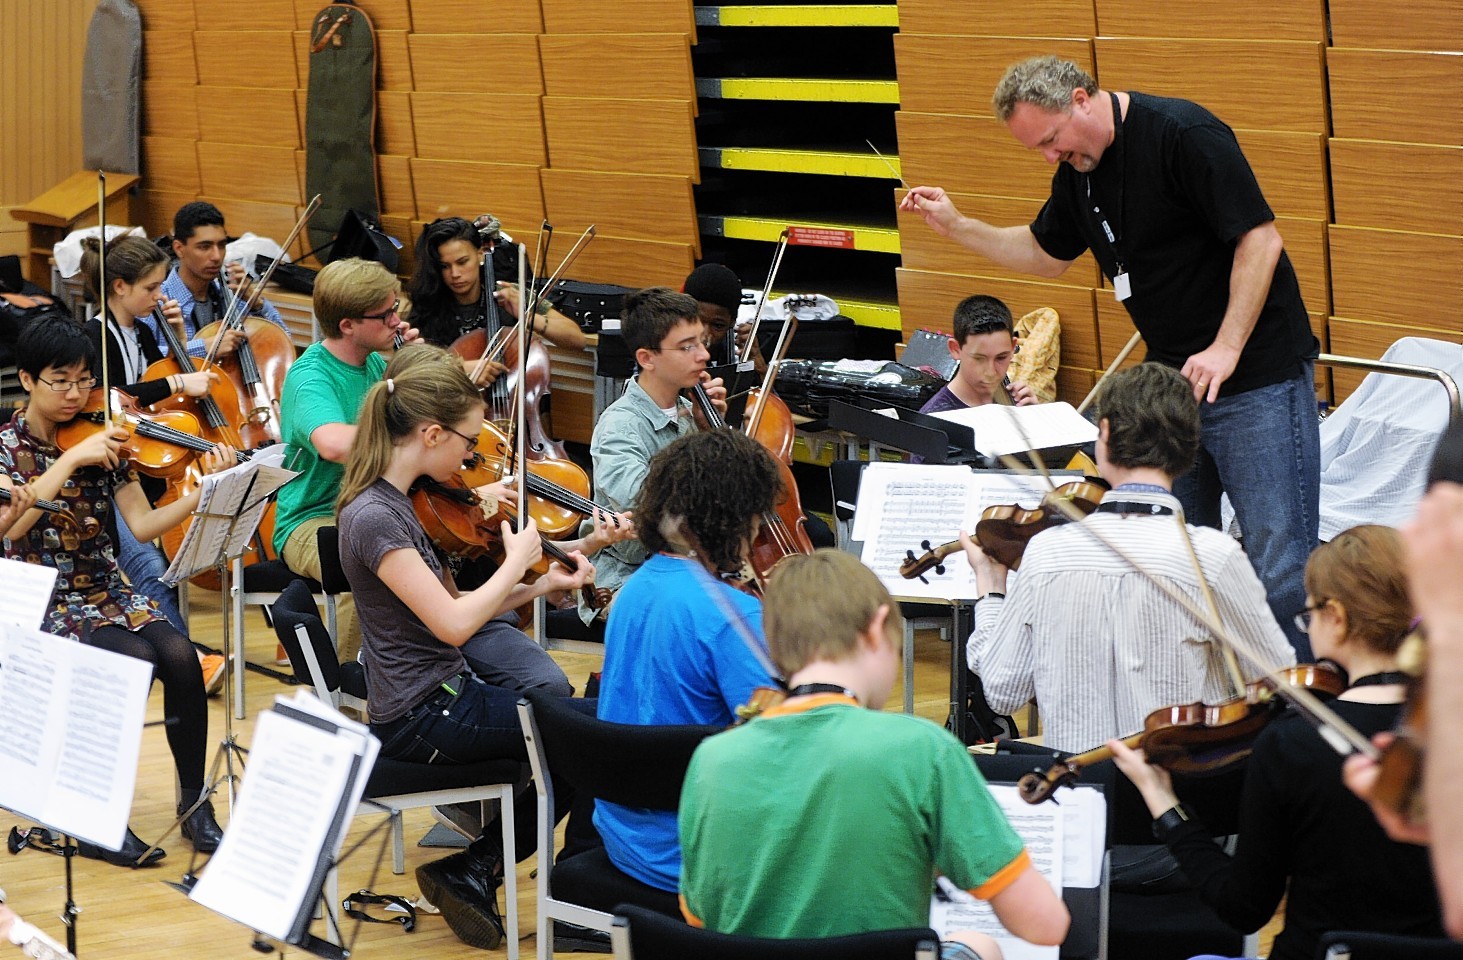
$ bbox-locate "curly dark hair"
[1095,362,1201,477]
[636,429,782,574]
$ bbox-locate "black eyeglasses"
[35,375,99,393]
[1293,600,1328,634]
[437,423,478,452]
[357,299,401,322]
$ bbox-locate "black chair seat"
[1317,930,1463,958]
[243,558,321,594]
[614,903,940,960]
[550,846,681,919]
[544,608,605,644]
[364,756,524,800]
[340,661,367,701]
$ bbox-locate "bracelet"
[1152,802,1191,841]
[976,592,1005,602]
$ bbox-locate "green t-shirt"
[273,340,387,554]
[678,695,1029,938]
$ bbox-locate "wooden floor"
[0,590,964,959]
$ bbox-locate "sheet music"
[929,784,1065,960]
[932,401,1098,458]
[0,557,58,629]
[853,464,1069,601]
[189,692,377,942]
[0,623,151,850]
[163,456,298,585]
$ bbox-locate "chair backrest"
[1319,930,1463,959]
[612,904,939,960]
[271,578,342,699]
[519,687,719,811]
[315,524,350,595]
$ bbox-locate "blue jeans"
[1172,364,1320,661]
[114,513,187,633]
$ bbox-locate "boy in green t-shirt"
[678,550,1070,958]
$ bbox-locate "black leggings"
[88,621,207,792]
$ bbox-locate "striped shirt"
[969,490,1295,754]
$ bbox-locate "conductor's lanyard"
[1086,91,1130,302]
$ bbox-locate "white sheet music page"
[163,456,298,585]
[854,464,1068,601]
[932,401,1098,458]
[0,623,151,850]
[0,556,57,630]
[189,708,359,941]
[929,784,1065,960]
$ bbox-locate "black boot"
[76,826,166,868]
[179,791,225,854]
[415,845,505,950]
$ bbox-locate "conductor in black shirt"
[900,55,1319,659]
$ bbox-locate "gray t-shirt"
[338,479,464,723]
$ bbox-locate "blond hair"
[335,344,482,513]
[763,550,903,676]
[1304,525,1413,655]
[313,257,399,338]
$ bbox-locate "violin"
[1370,631,1427,824]
[897,479,1109,581]
[0,486,101,548]
[55,389,246,480]
[410,474,609,610]
[458,418,619,540]
[1017,662,1347,804]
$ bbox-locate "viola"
[410,474,609,611]
[1017,663,1348,804]
[458,418,622,540]
[0,486,101,549]
[195,283,297,449]
[1370,631,1427,824]
[55,389,247,480]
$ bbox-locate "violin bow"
[96,171,114,433]
[1173,515,1251,699]
[1076,330,1142,416]
[986,396,1376,758]
[739,229,789,366]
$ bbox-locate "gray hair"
[992,56,1097,122]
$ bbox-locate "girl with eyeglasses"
[0,315,234,867]
[1111,525,1443,960]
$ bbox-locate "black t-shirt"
[1162,700,1442,960]
[415,297,517,350]
[1030,91,1316,395]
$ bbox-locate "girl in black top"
[1112,525,1444,960]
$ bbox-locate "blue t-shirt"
[595,553,773,891]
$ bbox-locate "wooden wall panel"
[1093,39,1326,134]
[141,137,200,195]
[1329,0,1461,51]
[1328,49,1463,144]
[410,34,542,94]
[894,189,1102,287]
[194,0,293,25]
[540,170,699,249]
[896,0,1097,37]
[1329,226,1463,331]
[199,197,309,260]
[1329,140,1463,237]
[193,32,297,88]
[143,83,197,140]
[142,30,196,83]
[376,30,412,90]
[409,0,543,34]
[409,159,545,236]
[196,87,300,149]
[376,90,416,155]
[1328,316,1461,400]
[1093,0,1325,41]
[137,190,195,239]
[894,36,1093,117]
[197,143,303,206]
[411,93,545,166]
[566,236,696,289]
[897,268,1100,368]
[540,0,693,38]
[895,112,1055,201]
[376,155,414,214]
[1232,130,1328,221]
[543,98,698,181]
[352,0,412,31]
[1275,217,1329,317]
[540,34,693,102]
[139,0,193,30]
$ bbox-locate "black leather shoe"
[553,920,612,953]
[77,827,165,868]
[415,849,504,950]
[180,798,224,854]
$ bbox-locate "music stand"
[143,459,294,864]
